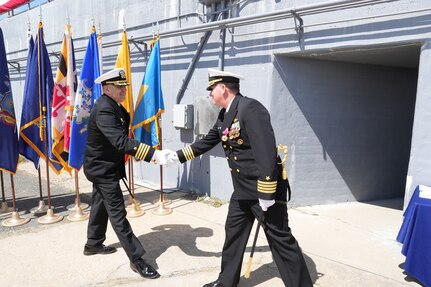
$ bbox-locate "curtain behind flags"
[68,28,101,170]
[19,22,63,174]
[51,24,76,174]
[0,0,28,13]
[132,38,164,150]
[0,28,19,174]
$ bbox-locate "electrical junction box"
[173,104,194,129]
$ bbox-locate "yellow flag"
[115,31,134,123]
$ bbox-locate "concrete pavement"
[0,161,423,287]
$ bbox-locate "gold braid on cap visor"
[208,78,223,87]
[105,80,130,86]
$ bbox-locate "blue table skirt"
[397,185,431,287]
[401,204,431,287]
[397,185,431,244]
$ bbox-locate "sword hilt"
[277,144,288,180]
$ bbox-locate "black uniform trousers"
[86,181,145,262]
[218,199,312,287]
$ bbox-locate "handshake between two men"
[150,148,275,212]
[151,149,179,166]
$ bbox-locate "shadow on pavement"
[111,223,222,268]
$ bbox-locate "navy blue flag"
[68,28,101,170]
[19,22,63,173]
[0,28,19,174]
[18,33,38,168]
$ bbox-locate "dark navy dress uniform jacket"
[84,94,155,183]
[177,94,290,201]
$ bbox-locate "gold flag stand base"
[30,200,50,214]
[0,202,13,214]
[67,206,89,222]
[127,195,141,208]
[151,201,172,216]
[2,211,30,227]
[38,208,63,224]
[152,198,172,206]
[67,199,89,211]
[127,202,145,218]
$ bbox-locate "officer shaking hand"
[165,69,312,287]
[83,68,161,280]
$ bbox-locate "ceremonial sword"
[244,144,288,279]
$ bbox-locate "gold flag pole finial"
[39,4,42,26]
[91,17,96,32]
[66,8,70,29]
[27,14,31,32]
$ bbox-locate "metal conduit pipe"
[219,0,226,71]
[6,0,398,63]
[112,0,396,46]
[6,11,202,59]
[175,3,217,104]
[228,6,431,38]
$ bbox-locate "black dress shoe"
[83,244,117,256]
[130,258,160,279]
[203,280,225,287]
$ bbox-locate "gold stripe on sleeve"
[135,144,145,159]
[183,147,191,161]
[257,180,277,194]
[182,146,195,161]
[135,143,150,160]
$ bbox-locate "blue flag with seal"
[132,38,164,150]
[19,22,63,173]
[0,28,19,174]
[68,28,101,170]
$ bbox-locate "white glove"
[166,151,180,165]
[151,150,168,165]
[151,149,178,166]
[259,199,275,212]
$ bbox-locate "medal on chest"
[221,128,228,142]
[228,118,241,140]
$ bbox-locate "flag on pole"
[68,27,101,170]
[51,24,76,174]
[0,27,19,174]
[115,31,133,122]
[18,31,38,168]
[132,38,164,150]
[63,25,77,154]
[19,22,63,174]
[115,31,133,162]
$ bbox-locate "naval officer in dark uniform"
[168,69,312,287]
[83,68,168,279]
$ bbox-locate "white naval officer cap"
[95,67,130,86]
[207,68,244,91]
